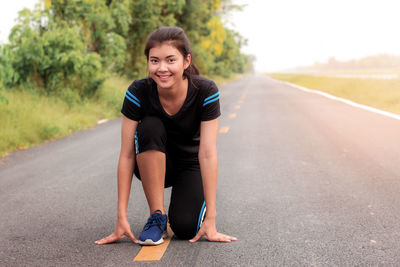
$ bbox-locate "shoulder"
[191,75,218,98]
[127,77,153,93]
[191,76,220,112]
[191,75,217,90]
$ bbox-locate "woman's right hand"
[95,217,138,245]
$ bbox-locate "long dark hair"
[144,26,200,80]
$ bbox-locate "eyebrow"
[149,55,177,59]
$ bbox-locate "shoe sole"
[138,232,168,246]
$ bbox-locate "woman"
[95,26,236,246]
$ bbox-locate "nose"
[159,61,168,71]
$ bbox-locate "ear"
[184,54,191,70]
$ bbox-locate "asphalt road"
[1,75,400,266]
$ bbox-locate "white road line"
[276,80,400,121]
[97,119,109,124]
[219,127,230,134]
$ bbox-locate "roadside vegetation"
[269,73,400,116]
[0,73,243,157]
[0,76,128,157]
[0,0,253,157]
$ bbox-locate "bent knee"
[169,216,198,240]
[136,116,166,154]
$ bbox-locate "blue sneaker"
[138,210,168,245]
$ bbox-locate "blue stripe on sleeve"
[204,92,219,102]
[202,96,220,107]
[125,93,141,108]
[126,90,140,103]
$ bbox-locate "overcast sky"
[230,0,400,72]
[2,0,400,72]
[0,0,38,44]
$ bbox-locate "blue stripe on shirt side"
[202,96,220,107]
[135,132,139,154]
[204,92,219,102]
[196,201,206,233]
[125,93,141,108]
[126,90,140,103]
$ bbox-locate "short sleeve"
[121,81,144,121]
[201,81,221,121]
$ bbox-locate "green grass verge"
[0,73,245,158]
[269,73,400,115]
[208,72,248,87]
[0,76,130,158]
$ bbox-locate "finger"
[95,236,115,245]
[216,235,232,242]
[124,231,138,244]
[229,237,237,241]
[189,232,202,243]
[95,233,119,245]
[209,233,236,243]
[221,234,238,242]
[220,234,237,242]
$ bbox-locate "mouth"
[156,74,172,81]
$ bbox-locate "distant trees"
[0,0,253,100]
[300,54,400,72]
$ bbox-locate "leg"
[168,164,205,240]
[135,116,168,215]
[137,151,166,215]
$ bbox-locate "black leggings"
[134,116,206,240]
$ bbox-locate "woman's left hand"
[189,217,237,243]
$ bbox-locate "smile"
[156,74,172,81]
[159,75,170,78]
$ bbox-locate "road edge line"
[273,78,400,121]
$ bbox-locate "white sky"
[230,0,400,72]
[2,0,400,72]
[0,1,38,44]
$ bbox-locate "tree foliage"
[3,5,104,97]
[0,0,254,98]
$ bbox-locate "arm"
[117,115,139,219]
[95,115,139,244]
[189,118,237,243]
[198,118,219,220]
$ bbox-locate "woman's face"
[148,42,191,91]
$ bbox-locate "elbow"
[119,147,136,161]
[198,147,217,161]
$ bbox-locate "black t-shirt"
[121,75,221,161]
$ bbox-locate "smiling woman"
[95,26,237,246]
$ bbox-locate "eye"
[150,59,158,63]
[168,58,176,63]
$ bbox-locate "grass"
[0,76,130,158]
[208,72,248,87]
[0,73,245,158]
[268,73,400,115]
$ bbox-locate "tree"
[47,0,129,72]
[6,7,103,96]
[1,0,253,99]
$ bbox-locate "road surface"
[1,75,400,266]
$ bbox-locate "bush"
[6,8,104,97]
